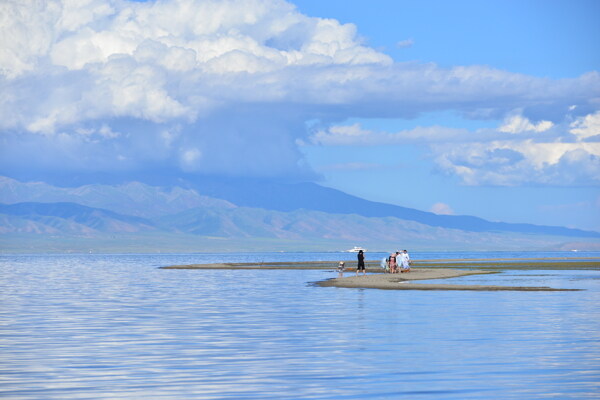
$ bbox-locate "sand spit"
[414,260,600,270]
[315,270,579,291]
[162,261,360,270]
[162,258,600,271]
[161,259,595,291]
[417,257,600,262]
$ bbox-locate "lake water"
[1,252,599,399]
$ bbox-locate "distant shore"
[161,257,598,291]
[161,257,600,270]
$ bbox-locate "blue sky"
[0,0,599,230]
[295,0,600,230]
[294,0,600,78]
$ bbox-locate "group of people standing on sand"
[385,250,411,273]
[336,249,411,277]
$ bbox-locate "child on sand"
[337,261,346,278]
[381,257,390,273]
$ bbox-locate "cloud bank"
[308,110,600,186]
[1,0,598,185]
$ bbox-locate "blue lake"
[1,252,599,399]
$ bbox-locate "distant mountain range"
[185,177,600,238]
[1,176,598,252]
[0,202,156,234]
[0,176,234,218]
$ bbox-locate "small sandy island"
[161,258,598,291]
[315,269,576,291]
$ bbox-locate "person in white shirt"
[399,249,411,273]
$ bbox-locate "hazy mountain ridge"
[189,178,600,238]
[0,202,157,234]
[0,176,235,218]
[0,200,493,242]
[1,176,599,252]
[157,206,532,244]
[1,201,586,252]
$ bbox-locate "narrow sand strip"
[161,261,586,291]
[315,269,578,291]
[416,257,600,262]
[162,258,600,270]
[412,260,600,270]
[163,261,355,269]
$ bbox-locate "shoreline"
[162,258,600,270]
[161,258,598,291]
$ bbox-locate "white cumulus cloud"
[570,111,600,140]
[396,38,414,49]
[430,202,454,215]
[309,123,471,146]
[433,140,600,186]
[0,0,599,183]
[310,114,600,186]
[499,114,554,134]
[180,147,203,172]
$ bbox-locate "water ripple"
[1,253,599,399]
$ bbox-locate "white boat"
[346,246,367,252]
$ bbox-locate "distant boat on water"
[346,246,367,252]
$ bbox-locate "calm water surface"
[1,252,599,399]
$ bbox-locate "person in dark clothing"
[356,250,366,276]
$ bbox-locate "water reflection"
[0,254,599,399]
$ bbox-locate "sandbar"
[162,261,357,270]
[162,258,600,271]
[315,269,578,291]
[161,259,597,291]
